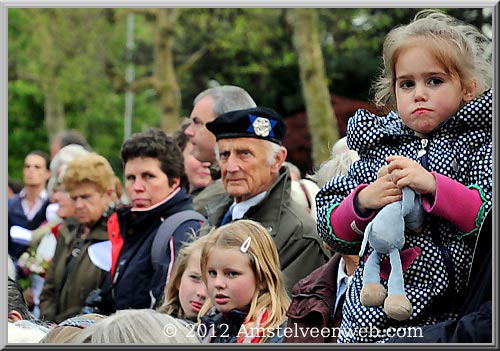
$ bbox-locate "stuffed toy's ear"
[402,188,425,231]
[401,187,415,216]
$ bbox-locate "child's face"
[206,247,258,313]
[178,250,207,318]
[394,46,470,136]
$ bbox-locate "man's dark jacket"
[8,195,49,260]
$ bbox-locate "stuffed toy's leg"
[384,249,413,321]
[360,251,387,306]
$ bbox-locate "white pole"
[124,13,135,142]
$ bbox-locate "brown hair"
[158,233,209,318]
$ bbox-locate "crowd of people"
[7,10,492,344]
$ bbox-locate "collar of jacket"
[59,216,109,246]
[443,88,492,132]
[291,252,341,301]
[224,309,249,337]
[201,307,248,338]
[349,88,492,154]
[116,187,193,239]
[206,167,292,237]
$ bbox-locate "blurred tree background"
[8,7,492,181]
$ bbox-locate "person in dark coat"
[9,150,51,261]
[284,253,343,343]
[98,128,204,313]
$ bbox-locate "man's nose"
[185,123,195,137]
[225,154,240,172]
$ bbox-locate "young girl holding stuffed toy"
[198,220,289,343]
[316,9,492,343]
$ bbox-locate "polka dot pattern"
[316,89,492,342]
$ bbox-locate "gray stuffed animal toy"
[359,167,425,321]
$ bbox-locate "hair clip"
[240,236,251,253]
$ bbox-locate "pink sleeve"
[329,184,378,242]
[422,172,483,233]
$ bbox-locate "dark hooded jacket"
[99,188,203,313]
[316,89,492,342]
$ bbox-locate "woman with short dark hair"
[98,128,204,314]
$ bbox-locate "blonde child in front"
[198,219,290,343]
[316,9,492,342]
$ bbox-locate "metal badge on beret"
[247,114,277,138]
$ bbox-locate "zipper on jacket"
[112,259,126,285]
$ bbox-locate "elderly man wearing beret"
[202,106,330,293]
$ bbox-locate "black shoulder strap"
[150,210,206,272]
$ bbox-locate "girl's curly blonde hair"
[372,9,492,112]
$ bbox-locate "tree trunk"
[43,87,65,143]
[154,8,181,134]
[287,8,339,167]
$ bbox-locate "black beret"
[206,106,287,145]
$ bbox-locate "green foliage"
[175,8,302,115]
[8,80,47,180]
[8,8,492,179]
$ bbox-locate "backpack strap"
[151,210,206,272]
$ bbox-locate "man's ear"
[8,310,23,322]
[271,147,287,174]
